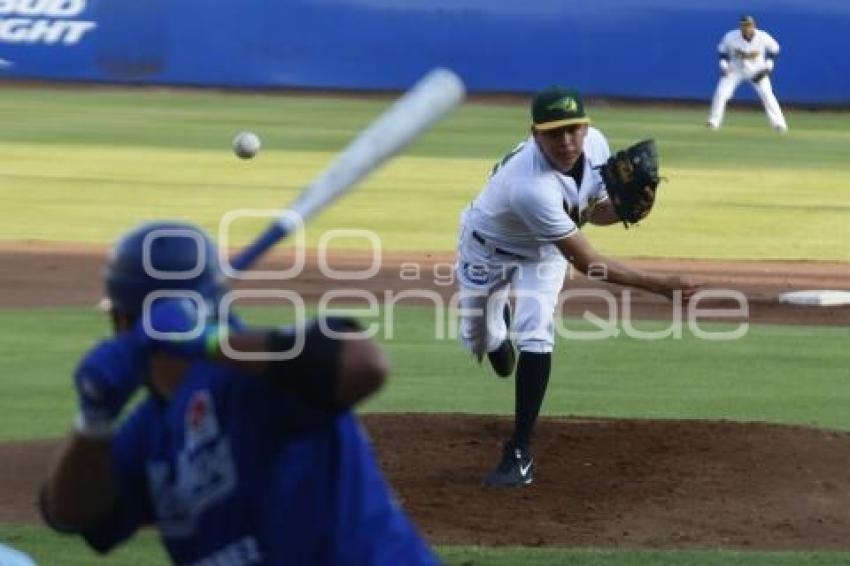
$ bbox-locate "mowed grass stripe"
[1,524,849,565]
[0,87,849,257]
[0,87,848,162]
[0,306,847,442]
[0,144,486,248]
[0,141,848,258]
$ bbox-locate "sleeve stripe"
[541,227,578,241]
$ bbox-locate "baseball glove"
[600,139,661,226]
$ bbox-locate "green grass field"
[0,87,848,258]
[2,306,848,443]
[0,86,848,564]
[2,524,848,566]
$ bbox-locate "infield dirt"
[2,243,849,326]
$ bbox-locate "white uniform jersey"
[462,126,610,260]
[718,28,780,77]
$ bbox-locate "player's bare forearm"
[588,200,620,226]
[333,336,388,406]
[562,240,663,291]
[215,329,387,408]
[555,232,701,300]
[43,433,118,530]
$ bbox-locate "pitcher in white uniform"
[707,15,788,132]
[456,86,700,487]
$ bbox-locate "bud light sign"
[0,0,95,45]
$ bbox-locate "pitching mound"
[2,415,850,550]
[365,414,850,551]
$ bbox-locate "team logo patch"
[547,96,577,112]
[461,262,490,286]
[186,390,218,449]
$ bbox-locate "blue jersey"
[83,361,438,566]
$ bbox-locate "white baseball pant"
[708,71,788,131]
[455,224,567,356]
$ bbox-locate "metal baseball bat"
[228,68,466,273]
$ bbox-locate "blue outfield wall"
[0,0,848,104]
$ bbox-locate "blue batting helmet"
[104,221,224,317]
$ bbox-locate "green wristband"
[204,325,222,358]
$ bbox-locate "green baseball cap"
[531,86,590,131]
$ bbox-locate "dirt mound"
[5,415,850,551]
[0,440,56,524]
[365,414,850,550]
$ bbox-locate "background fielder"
[708,15,788,132]
[456,86,700,487]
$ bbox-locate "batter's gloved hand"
[600,139,662,227]
[74,335,146,436]
[131,296,221,359]
[751,69,770,83]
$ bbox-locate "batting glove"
[74,334,146,437]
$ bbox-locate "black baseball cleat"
[487,338,515,377]
[482,442,533,487]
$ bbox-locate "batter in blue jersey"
[40,221,438,566]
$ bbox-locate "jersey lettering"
[148,391,238,538]
[148,437,238,538]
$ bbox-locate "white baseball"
[232,131,261,159]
